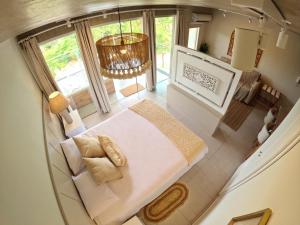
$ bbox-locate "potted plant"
[199,43,209,54]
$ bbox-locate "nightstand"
[62,110,86,138]
[122,216,144,225]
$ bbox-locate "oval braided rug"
[143,183,188,222]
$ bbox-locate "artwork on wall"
[183,63,219,93]
[227,30,263,68]
[227,208,272,225]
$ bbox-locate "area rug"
[120,83,145,97]
[222,99,253,131]
[143,183,188,222]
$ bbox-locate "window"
[92,19,143,42]
[188,27,200,50]
[40,33,97,118]
[155,16,175,81]
[40,33,89,96]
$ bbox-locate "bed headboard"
[42,96,95,225]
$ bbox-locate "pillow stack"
[73,135,127,185]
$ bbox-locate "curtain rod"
[17,7,180,44]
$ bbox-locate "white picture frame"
[170,45,242,115]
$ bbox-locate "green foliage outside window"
[155,17,174,55]
[92,19,143,41]
[40,33,80,78]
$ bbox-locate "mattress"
[74,109,208,225]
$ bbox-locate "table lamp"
[49,91,73,124]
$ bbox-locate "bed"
[59,99,208,225]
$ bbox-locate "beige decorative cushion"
[98,135,127,167]
[83,157,122,184]
[73,136,105,158]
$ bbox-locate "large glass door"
[155,16,175,82]
[91,18,145,103]
[40,33,97,118]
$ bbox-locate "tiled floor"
[82,79,267,225]
[77,71,168,118]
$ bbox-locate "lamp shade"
[96,33,150,79]
[231,28,260,72]
[49,91,70,114]
[276,28,288,49]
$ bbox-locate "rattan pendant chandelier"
[96,9,151,79]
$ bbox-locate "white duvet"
[74,109,207,225]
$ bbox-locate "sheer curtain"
[143,10,157,91]
[74,20,111,114]
[19,37,59,97]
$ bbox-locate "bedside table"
[62,110,86,138]
[122,216,144,225]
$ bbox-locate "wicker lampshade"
[49,91,69,114]
[96,33,150,79]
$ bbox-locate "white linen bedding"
[69,109,208,225]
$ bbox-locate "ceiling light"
[66,19,72,28]
[258,16,267,28]
[223,11,227,17]
[248,17,252,23]
[95,9,150,79]
[276,27,288,49]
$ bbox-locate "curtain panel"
[175,10,188,47]
[74,20,111,114]
[143,10,157,91]
[19,37,59,97]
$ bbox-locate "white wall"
[197,140,300,225]
[0,39,65,225]
[203,10,300,105]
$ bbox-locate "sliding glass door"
[40,33,97,118]
[155,16,175,82]
[91,18,145,102]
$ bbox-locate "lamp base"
[60,109,73,124]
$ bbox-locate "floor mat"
[120,83,145,97]
[143,183,188,222]
[222,99,254,131]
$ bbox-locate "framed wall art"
[227,208,272,225]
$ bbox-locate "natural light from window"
[155,16,175,81]
[40,33,89,97]
[188,27,200,50]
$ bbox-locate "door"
[40,33,97,118]
[155,16,175,82]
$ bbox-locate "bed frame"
[42,96,95,225]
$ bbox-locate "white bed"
[61,108,208,225]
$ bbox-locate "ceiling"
[0,0,299,42]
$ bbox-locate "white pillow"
[72,171,119,219]
[60,139,85,175]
